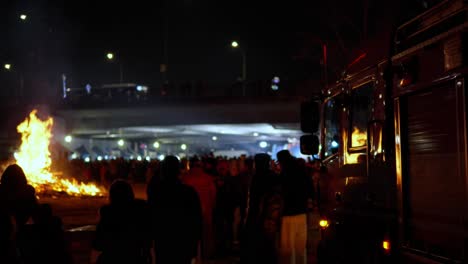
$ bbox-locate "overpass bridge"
[52,96,306,158]
[56,96,302,134]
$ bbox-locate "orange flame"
[351,127,367,147]
[345,127,367,164]
[15,110,104,196]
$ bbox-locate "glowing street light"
[212,136,218,141]
[106,52,124,83]
[106,52,114,60]
[181,144,187,150]
[153,141,160,149]
[231,41,239,48]
[64,135,72,143]
[20,14,27,21]
[230,40,247,96]
[118,139,125,147]
[4,64,11,70]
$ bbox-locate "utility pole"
[161,0,169,93]
[231,40,247,96]
[241,50,247,96]
[119,63,123,84]
[322,43,328,91]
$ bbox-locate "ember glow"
[15,110,104,196]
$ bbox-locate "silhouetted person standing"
[18,203,72,264]
[0,209,18,264]
[277,150,314,264]
[148,156,202,264]
[182,157,216,259]
[0,164,37,264]
[0,164,70,264]
[0,164,37,227]
[0,164,32,264]
[91,180,152,264]
[242,153,281,264]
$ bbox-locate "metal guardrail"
[56,95,306,110]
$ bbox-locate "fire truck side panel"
[395,79,466,263]
[392,4,468,260]
[312,1,468,263]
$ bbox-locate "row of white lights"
[117,139,189,150]
[81,154,166,163]
[65,132,263,145]
[65,134,269,149]
[117,140,268,149]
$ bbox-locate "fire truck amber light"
[383,240,391,251]
[319,220,329,228]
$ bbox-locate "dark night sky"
[0,0,442,97]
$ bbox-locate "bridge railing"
[0,78,319,108]
[57,79,315,109]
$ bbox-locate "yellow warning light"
[383,240,391,251]
[319,219,329,228]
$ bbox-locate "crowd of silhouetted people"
[1,150,323,264]
[0,164,71,264]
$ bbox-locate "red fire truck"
[301,0,468,263]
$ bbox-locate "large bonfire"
[14,110,104,196]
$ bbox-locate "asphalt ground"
[41,183,318,264]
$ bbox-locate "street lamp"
[106,52,123,83]
[231,40,247,96]
[20,14,27,21]
[3,63,24,101]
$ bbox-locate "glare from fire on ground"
[14,110,104,196]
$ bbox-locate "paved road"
[43,184,241,263]
[43,183,318,263]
